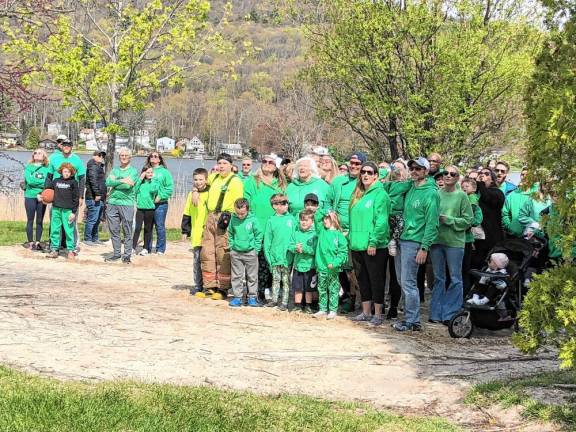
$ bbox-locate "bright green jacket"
[238,172,253,183]
[243,176,283,230]
[502,184,538,237]
[382,180,412,216]
[228,212,263,253]
[152,166,174,202]
[290,227,317,272]
[24,163,49,198]
[315,229,348,273]
[434,189,473,248]
[400,178,440,251]
[327,174,357,231]
[106,166,139,206]
[264,212,297,267]
[518,196,552,232]
[465,193,483,243]
[134,178,158,210]
[349,181,391,251]
[286,176,330,217]
[48,152,86,180]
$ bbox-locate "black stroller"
[448,238,543,338]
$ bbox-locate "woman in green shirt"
[23,149,50,250]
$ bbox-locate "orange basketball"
[41,189,54,203]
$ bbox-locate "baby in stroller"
[467,253,512,320]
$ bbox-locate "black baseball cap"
[93,150,106,157]
[304,193,319,204]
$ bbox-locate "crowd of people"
[22,137,565,332]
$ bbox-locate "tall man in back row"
[199,153,244,300]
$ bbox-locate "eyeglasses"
[349,161,362,166]
[409,166,425,171]
[494,168,507,173]
[273,200,289,206]
[360,169,375,175]
[262,160,275,165]
[443,172,459,178]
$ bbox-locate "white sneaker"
[388,240,397,257]
[313,311,327,318]
[477,296,490,305]
[467,294,479,304]
[138,249,149,256]
[264,288,271,301]
[326,311,337,320]
[157,251,165,256]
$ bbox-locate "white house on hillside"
[156,137,175,152]
[218,142,243,157]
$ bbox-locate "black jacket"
[477,182,505,247]
[47,177,79,213]
[85,159,106,200]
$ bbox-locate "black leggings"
[352,249,388,304]
[133,209,155,250]
[24,197,46,242]
[386,252,401,310]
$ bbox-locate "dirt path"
[0,243,559,431]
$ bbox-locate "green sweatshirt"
[152,165,174,202]
[106,165,139,206]
[264,212,297,267]
[243,176,283,230]
[465,193,483,243]
[290,226,318,272]
[315,228,348,273]
[24,163,49,198]
[134,178,159,210]
[327,175,358,231]
[48,152,86,180]
[400,178,440,250]
[434,188,473,248]
[502,184,538,237]
[382,180,412,215]
[518,196,552,232]
[286,176,330,217]
[228,212,263,253]
[349,181,391,251]
[238,172,253,183]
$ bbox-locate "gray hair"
[293,156,320,180]
[118,148,132,156]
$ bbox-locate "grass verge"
[0,365,459,432]
[0,221,181,246]
[466,370,576,429]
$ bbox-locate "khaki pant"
[200,212,231,291]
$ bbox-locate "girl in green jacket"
[133,166,159,255]
[23,149,50,250]
[349,162,392,327]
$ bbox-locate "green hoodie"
[48,151,86,180]
[315,229,348,273]
[264,212,297,267]
[152,165,174,202]
[382,180,412,215]
[238,172,253,183]
[465,193,483,243]
[518,195,552,232]
[106,165,139,206]
[434,188,473,248]
[134,178,159,210]
[400,178,440,250]
[290,226,318,272]
[24,163,50,198]
[327,174,357,231]
[502,184,538,237]
[228,212,263,253]
[243,176,283,230]
[349,181,391,251]
[286,176,330,217]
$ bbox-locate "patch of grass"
[466,370,576,429]
[0,221,181,246]
[0,366,459,432]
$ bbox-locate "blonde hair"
[253,163,287,191]
[29,148,49,166]
[323,211,342,231]
[319,156,339,184]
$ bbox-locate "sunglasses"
[481,171,491,176]
[262,160,275,165]
[349,161,362,166]
[494,168,507,173]
[150,155,160,159]
[242,164,251,167]
[273,200,289,205]
[360,169,375,175]
[443,172,459,178]
[409,166,425,171]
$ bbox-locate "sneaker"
[388,239,397,257]
[211,291,224,301]
[386,307,398,320]
[138,249,149,256]
[194,291,207,298]
[277,304,288,311]
[83,240,96,246]
[477,296,490,305]
[247,297,260,307]
[67,252,76,260]
[467,294,480,304]
[157,251,165,256]
[105,255,122,263]
[265,301,276,308]
[369,315,384,326]
[122,256,131,264]
[313,310,327,318]
[264,288,271,301]
[303,306,314,314]
[229,297,243,308]
[350,312,372,322]
[46,250,58,259]
[326,311,337,320]
[392,321,422,332]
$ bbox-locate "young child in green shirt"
[290,209,318,314]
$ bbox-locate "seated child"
[467,253,509,313]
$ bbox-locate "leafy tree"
[2,0,244,172]
[302,0,540,161]
[513,0,576,369]
[25,126,40,149]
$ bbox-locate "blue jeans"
[429,245,464,321]
[399,241,422,325]
[84,199,104,241]
[149,202,168,253]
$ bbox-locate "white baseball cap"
[56,134,68,142]
[312,146,329,156]
[407,157,431,170]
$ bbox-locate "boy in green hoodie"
[264,193,297,310]
[290,210,318,313]
[228,198,263,307]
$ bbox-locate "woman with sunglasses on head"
[429,166,473,324]
[244,155,287,301]
[349,162,391,327]
[473,168,505,268]
[145,152,174,255]
[23,149,50,250]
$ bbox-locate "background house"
[156,137,175,152]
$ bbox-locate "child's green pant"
[271,266,291,306]
[318,270,340,312]
[50,207,74,251]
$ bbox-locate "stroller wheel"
[448,311,473,338]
